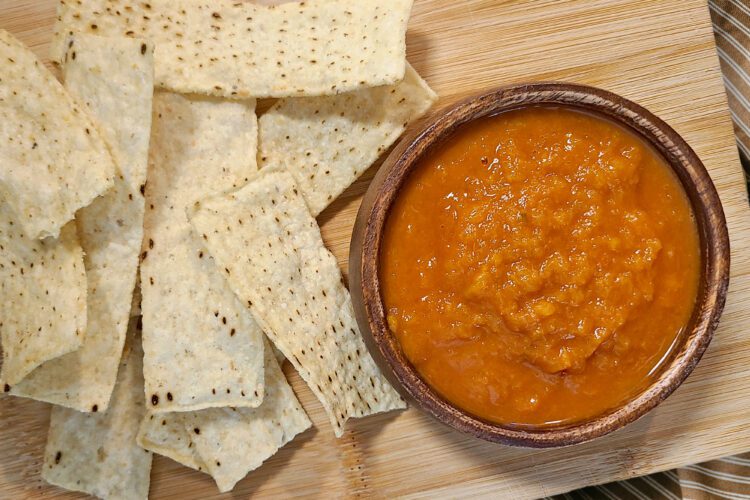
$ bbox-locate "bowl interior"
[351,83,730,447]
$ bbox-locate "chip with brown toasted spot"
[137,337,309,492]
[0,220,86,387]
[140,91,264,412]
[10,34,154,412]
[137,411,204,472]
[0,29,115,239]
[51,0,412,98]
[259,63,437,216]
[184,338,311,492]
[189,170,406,437]
[42,317,152,500]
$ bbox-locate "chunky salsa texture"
[380,107,700,426]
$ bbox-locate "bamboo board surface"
[1,0,749,498]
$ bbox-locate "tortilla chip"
[42,317,152,500]
[9,35,154,412]
[259,63,437,216]
[138,337,309,492]
[189,171,405,437]
[0,29,115,239]
[0,220,86,386]
[140,92,264,412]
[51,0,412,99]
[185,338,311,492]
[137,411,204,472]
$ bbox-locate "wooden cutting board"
[1,0,749,498]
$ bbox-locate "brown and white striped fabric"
[553,1,750,499]
[711,0,750,170]
[556,452,750,500]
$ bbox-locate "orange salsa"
[380,107,700,426]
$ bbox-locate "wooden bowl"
[349,82,730,447]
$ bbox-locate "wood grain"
[1,0,748,498]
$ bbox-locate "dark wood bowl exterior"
[349,83,731,448]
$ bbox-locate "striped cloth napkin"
[554,1,750,499]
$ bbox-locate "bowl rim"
[349,82,731,448]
